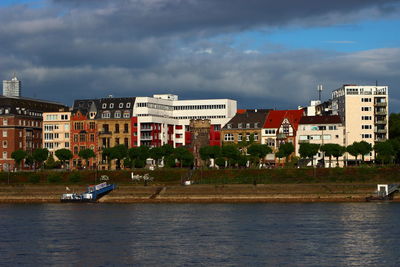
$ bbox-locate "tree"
[346,143,360,165]
[55,148,73,169]
[357,141,373,163]
[11,149,27,170]
[247,144,272,167]
[221,145,240,167]
[298,143,320,167]
[331,145,345,167]
[275,150,285,165]
[389,113,400,139]
[199,145,221,167]
[33,148,49,169]
[320,144,342,168]
[78,148,96,168]
[161,144,174,157]
[172,147,194,168]
[45,154,57,169]
[149,147,164,166]
[278,143,295,163]
[102,147,113,169]
[374,141,395,165]
[110,145,128,169]
[25,154,34,169]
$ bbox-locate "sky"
[1,0,400,111]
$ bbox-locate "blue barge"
[61,182,116,203]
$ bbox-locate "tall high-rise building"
[331,84,389,161]
[3,75,21,97]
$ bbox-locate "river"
[1,203,400,266]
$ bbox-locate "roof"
[222,109,270,130]
[263,110,304,130]
[299,115,342,125]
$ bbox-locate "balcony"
[277,133,287,139]
[374,128,387,134]
[375,111,387,116]
[141,136,153,140]
[98,131,112,135]
[375,119,387,124]
[375,137,387,142]
[140,127,152,131]
[374,102,387,107]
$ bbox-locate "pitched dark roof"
[72,99,100,115]
[299,115,342,124]
[96,97,136,119]
[222,109,271,130]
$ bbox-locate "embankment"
[0,184,393,203]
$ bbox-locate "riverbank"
[0,184,396,203]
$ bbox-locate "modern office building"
[3,75,21,97]
[331,84,389,161]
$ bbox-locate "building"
[190,119,211,167]
[42,111,71,165]
[296,115,344,166]
[2,75,21,97]
[331,84,389,161]
[96,97,136,169]
[221,109,270,145]
[70,99,100,169]
[0,96,68,170]
[261,110,304,163]
[133,94,236,147]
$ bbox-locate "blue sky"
[0,0,399,111]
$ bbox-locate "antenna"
[317,84,323,101]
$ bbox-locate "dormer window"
[227,124,232,129]
[119,103,123,108]
[238,123,242,129]
[102,103,107,109]
[246,123,250,128]
[114,111,121,118]
[126,103,131,108]
[109,103,114,109]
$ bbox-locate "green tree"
[221,145,240,167]
[374,141,395,165]
[278,143,295,164]
[247,144,272,167]
[149,147,164,166]
[299,143,320,167]
[199,145,221,167]
[275,150,285,165]
[320,144,341,168]
[331,145,345,167]
[346,143,360,165]
[25,154,34,169]
[78,148,96,168]
[55,148,73,169]
[110,145,128,169]
[11,149,27,170]
[172,147,194,168]
[102,147,113,169]
[357,141,373,163]
[161,144,174,157]
[33,148,49,169]
[45,154,57,169]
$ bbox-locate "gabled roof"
[263,110,304,130]
[299,115,342,125]
[222,109,271,130]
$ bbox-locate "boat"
[366,184,399,202]
[61,182,116,203]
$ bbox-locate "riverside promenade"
[0,184,391,203]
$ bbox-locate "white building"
[132,94,237,147]
[42,111,71,162]
[3,75,21,97]
[331,84,389,161]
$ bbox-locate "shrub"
[28,174,41,184]
[47,173,62,184]
[68,172,81,183]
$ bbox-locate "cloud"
[0,0,399,111]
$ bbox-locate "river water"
[1,203,400,266]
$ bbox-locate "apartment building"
[331,84,389,161]
[296,115,344,166]
[0,96,67,170]
[42,111,71,164]
[220,109,270,145]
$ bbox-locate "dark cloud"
[0,0,399,111]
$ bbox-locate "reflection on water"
[1,203,400,266]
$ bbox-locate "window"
[109,103,114,108]
[2,130,7,137]
[79,146,85,151]
[254,133,258,141]
[102,112,111,118]
[246,123,250,129]
[361,98,372,102]
[114,111,121,118]
[318,126,326,130]
[238,123,243,129]
[126,103,131,108]
[115,124,120,133]
[124,124,129,133]
[362,116,372,120]
[265,129,276,135]
[362,134,372,139]
[119,103,124,108]
[227,124,232,129]
[73,146,79,155]
[254,123,259,128]
[3,151,7,159]
[238,133,242,141]
[65,142,70,148]
[246,133,250,141]
[3,141,7,148]
[328,126,337,130]
[65,124,70,130]
[123,112,130,118]
[299,135,308,141]
[362,125,372,129]
[102,103,107,109]
[79,133,86,142]
[74,122,84,130]
[283,126,289,134]
[73,134,78,142]
[89,122,96,130]
[267,138,275,147]
[224,133,234,141]
[214,124,221,131]
[124,138,129,147]
[3,119,7,126]
[115,138,120,145]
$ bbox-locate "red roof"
[263,110,304,130]
[236,109,247,114]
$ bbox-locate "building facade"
[42,111,71,165]
[0,96,67,170]
[331,84,389,161]
[2,75,21,97]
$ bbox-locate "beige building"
[296,115,344,166]
[43,111,71,162]
[331,85,389,162]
